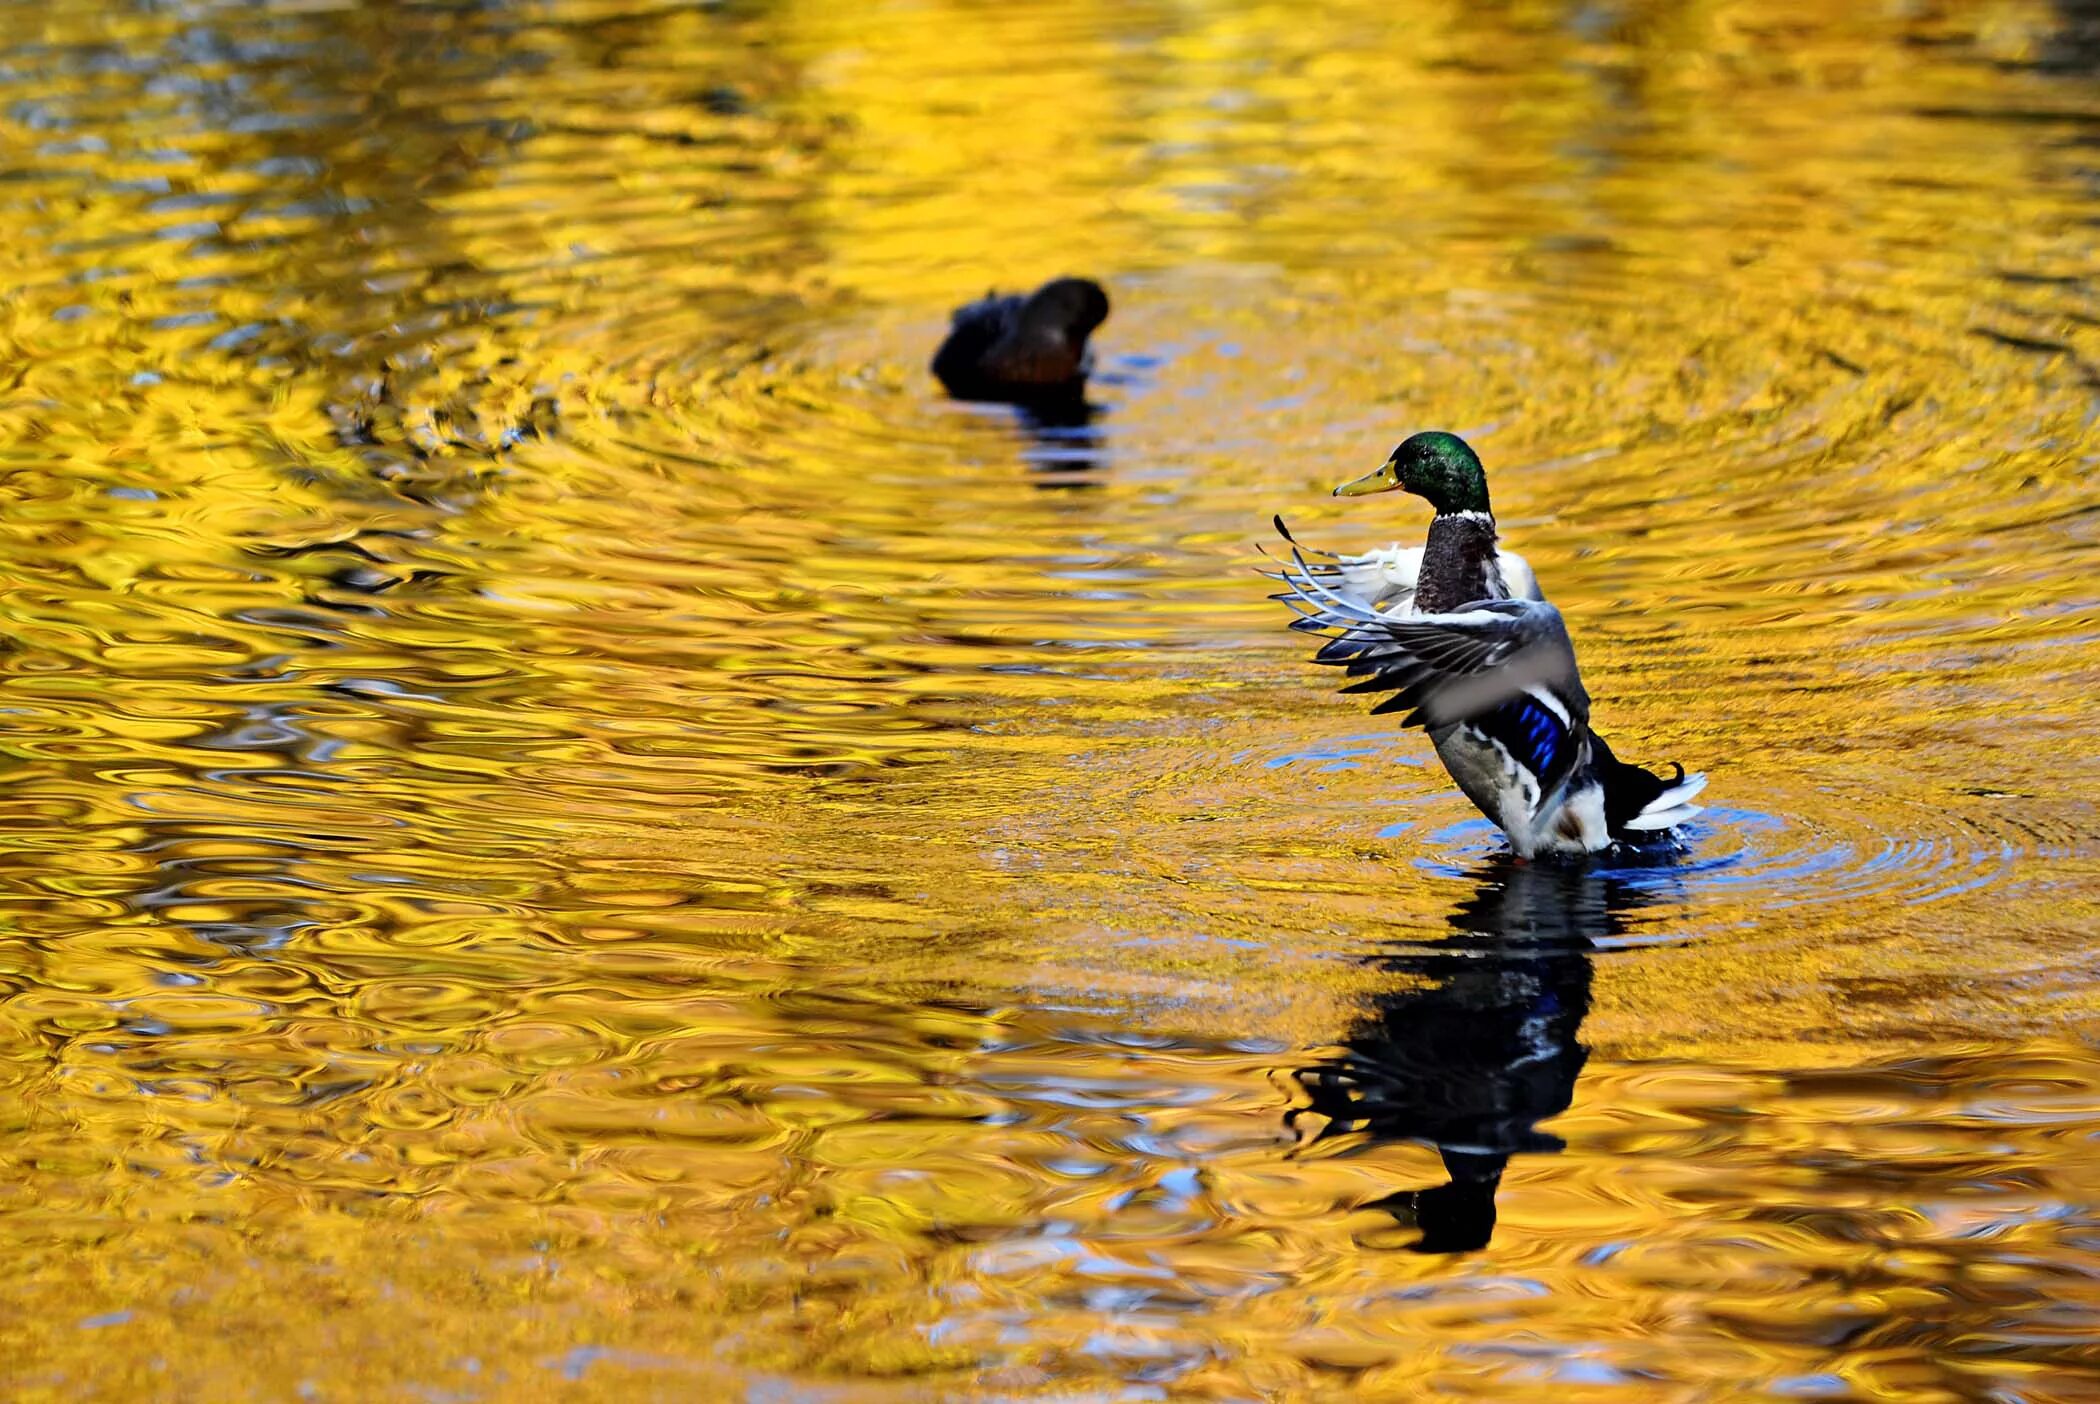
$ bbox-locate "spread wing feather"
[1270,534,1591,732]
[1262,516,1426,615]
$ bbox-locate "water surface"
[2,0,2099,1398]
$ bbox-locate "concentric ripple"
[1404,790,2080,935]
[4,0,2100,1398]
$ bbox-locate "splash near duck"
[1270,431,1706,859]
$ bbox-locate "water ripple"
[3,0,2100,1397]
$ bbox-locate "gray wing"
[1274,541,1590,730]
[1264,520,1546,615]
[1496,550,1545,603]
[1261,516,1422,612]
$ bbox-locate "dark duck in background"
[931,277,1110,408]
[1270,431,1706,858]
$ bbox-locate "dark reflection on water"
[1297,858,1663,1253]
[2044,0,2100,72]
[940,390,1110,483]
[1018,396,1111,480]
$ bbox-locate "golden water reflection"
[3,0,2100,1396]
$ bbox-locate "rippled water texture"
[3,0,2100,1397]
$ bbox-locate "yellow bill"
[1332,457,1401,496]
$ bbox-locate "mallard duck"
[931,277,1110,404]
[1270,431,1705,858]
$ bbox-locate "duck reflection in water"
[1293,856,1662,1253]
[1016,397,1109,483]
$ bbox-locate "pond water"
[3,0,2100,1397]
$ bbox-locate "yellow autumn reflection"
[3,0,2100,1397]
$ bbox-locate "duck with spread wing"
[1269,432,1705,858]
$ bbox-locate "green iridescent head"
[1333,431,1491,516]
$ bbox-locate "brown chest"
[1414,514,1505,614]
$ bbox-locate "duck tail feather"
[1621,801,1703,832]
[1648,771,1709,810]
[1592,729,1707,837]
